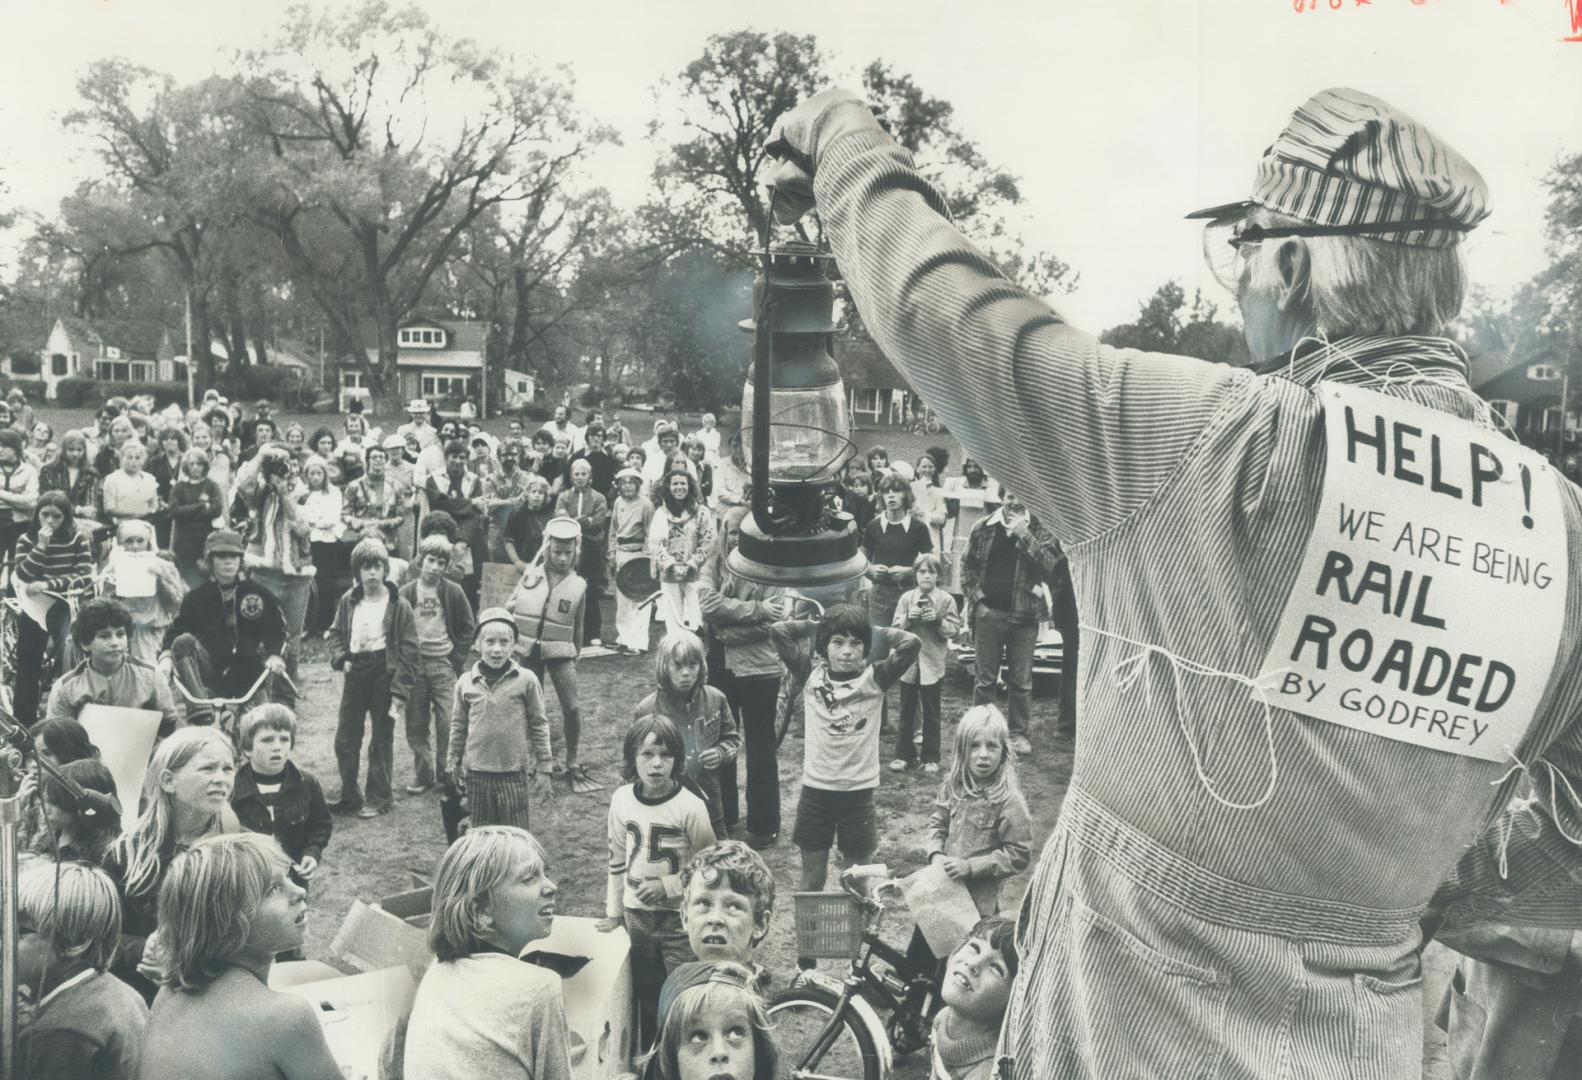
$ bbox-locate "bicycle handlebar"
[839,864,903,911]
[171,667,298,708]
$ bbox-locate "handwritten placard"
[1261,383,1566,761]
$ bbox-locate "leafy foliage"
[1100,281,1250,365]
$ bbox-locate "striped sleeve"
[14,534,93,592]
[814,129,1256,543]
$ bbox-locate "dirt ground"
[34,404,1454,1075]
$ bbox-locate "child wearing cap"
[446,608,552,829]
[160,529,290,720]
[609,467,654,655]
[509,515,588,777]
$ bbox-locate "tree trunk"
[253,323,269,367]
[228,316,248,367]
[190,292,218,395]
[508,266,533,372]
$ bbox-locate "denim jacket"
[925,785,1033,916]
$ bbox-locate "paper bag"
[900,863,982,956]
[77,704,161,822]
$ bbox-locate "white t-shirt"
[801,661,887,792]
[349,589,389,653]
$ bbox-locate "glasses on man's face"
[1201,217,1262,293]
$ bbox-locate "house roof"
[92,317,170,359]
[52,316,101,349]
[352,317,489,356]
[837,336,910,391]
[1475,354,1565,406]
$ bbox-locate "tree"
[648,30,825,268]
[1101,281,1250,365]
[648,33,1075,298]
[240,0,613,411]
[61,62,262,392]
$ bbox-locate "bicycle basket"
[793,892,863,959]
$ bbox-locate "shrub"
[0,377,46,403]
[224,363,302,402]
[55,378,190,409]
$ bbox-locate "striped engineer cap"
[1188,88,1489,247]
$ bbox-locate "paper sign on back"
[1261,383,1567,761]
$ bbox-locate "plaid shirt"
[959,510,1064,625]
[812,122,1582,1075]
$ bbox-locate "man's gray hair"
[1251,207,1467,338]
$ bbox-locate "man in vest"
[510,516,587,781]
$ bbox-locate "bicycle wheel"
[768,984,885,1080]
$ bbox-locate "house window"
[1529,363,1562,382]
[96,358,131,381]
[1487,400,1517,431]
[341,371,366,390]
[850,387,881,418]
[399,327,446,348]
[51,354,68,377]
[421,374,470,401]
[129,360,156,383]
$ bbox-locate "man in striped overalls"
[764,88,1582,1077]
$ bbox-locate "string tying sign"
[1261,383,1566,761]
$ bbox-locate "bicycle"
[908,408,944,436]
[767,865,940,1080]
[171,668,299,748]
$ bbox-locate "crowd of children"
[4,398,1055,1080]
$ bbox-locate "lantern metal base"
[728,512,868,604]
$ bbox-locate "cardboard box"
[270,963,416,1080]
[328,891,434,985]
[524,916,635,1080]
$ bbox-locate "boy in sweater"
[930,916,1018,1080]
[446,607,553,830]
[399,534,478,794]
[328,538,419,818]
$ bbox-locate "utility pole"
[184,290,195,408]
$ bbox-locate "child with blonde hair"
[103,727,241,1001]
[905,705,1033,1009]
[16,861,147,1080]
[642,963,777,1080]
[136,833,340,1080]
[100,438,158,529]
[926,705,1032,915]
[404,826,573,1080]
[634,630,741,834]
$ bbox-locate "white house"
[340,317,488,412]
[36,317,179,400]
